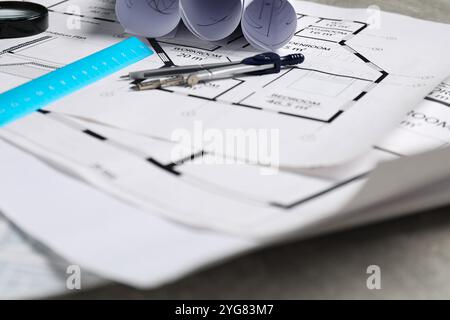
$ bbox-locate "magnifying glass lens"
[0,9,35,19]
[0,2,49,39]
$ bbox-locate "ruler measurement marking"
[0,38,153,127]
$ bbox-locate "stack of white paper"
[1,0,450,296]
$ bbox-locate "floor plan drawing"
[37,0,450,169]
[148,14,388,123]
[3,0,450,295]
[2,0,450,236]
[38,0,390,123]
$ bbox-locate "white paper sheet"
[0,214,101,299]
[4,77,450,237]
[3,133,450,290]
[295,175,450,241]
[0,140,255,288]
[3,129,450,291]
[344,78,450,213]
[2,0,450,291]
[1,1,450,237]
[4,72,450,236]
[2,85,450,286]
[0,113,365,237]
[43,1,450,168]
[116,0,297,51]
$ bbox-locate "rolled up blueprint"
[242,0,297,51]
[115,0,298,51]
[116,0,181,38]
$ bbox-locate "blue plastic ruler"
[0,37,153,127]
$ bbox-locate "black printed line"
[83,130,107,141]
[147,38,175,67]
[353,91,368,102]
[168,151,207,168]
[375,71,389,84]
[373,146,404,157]
[353,24,368,35]
[294,66,372,82]
[271,172,368,210]
[146,158,181,176]
[354,52,370,63]
[425,97,450,108]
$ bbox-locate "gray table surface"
[68,0,450,299]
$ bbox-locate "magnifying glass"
[0,1,49,39]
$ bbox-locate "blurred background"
[311,0,450,23]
